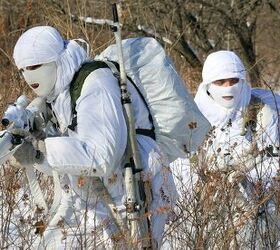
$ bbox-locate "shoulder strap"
[68,61,109,130]
[68,60,156,140]
[70,61,110,113]
[241,94,264,136]
[105,60,155,139]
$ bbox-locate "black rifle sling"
[68,60,155,140]
[68,61,109,130]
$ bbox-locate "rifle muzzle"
[1,118,10,127]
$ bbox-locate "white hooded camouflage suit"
[194,50,280,248]
[13,26,176,249]
[195,50,279,185]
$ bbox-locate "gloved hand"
[12,139,45,167]
[10,126,46,141]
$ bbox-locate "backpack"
[71,37,211,162]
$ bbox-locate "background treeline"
[0,0,280,109]
[0,1,280,248]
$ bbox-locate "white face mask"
[22,62,57,97]
[208,81,243,109]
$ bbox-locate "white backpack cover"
[96,37,211,162]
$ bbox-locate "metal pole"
[111,3,152,248]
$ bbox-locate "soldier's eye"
[26,64,42,71]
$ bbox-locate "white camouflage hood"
[195,50,251,128]
[13,26,88,130]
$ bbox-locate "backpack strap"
[241,94,264,136]
[68,60,156,140]
[104,60,155,140]
[68,61,109,131]
[70,61,110,113]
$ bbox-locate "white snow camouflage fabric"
[13,26,88,131]
[195,50,280,183]
[13,26,177,248]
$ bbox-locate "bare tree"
[119,0,280,87]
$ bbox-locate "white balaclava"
[208,80,244,109]
[202,50,246,109]
[13,26,88,101]
[194,51,251,128]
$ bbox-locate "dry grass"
[0,1,280,249]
